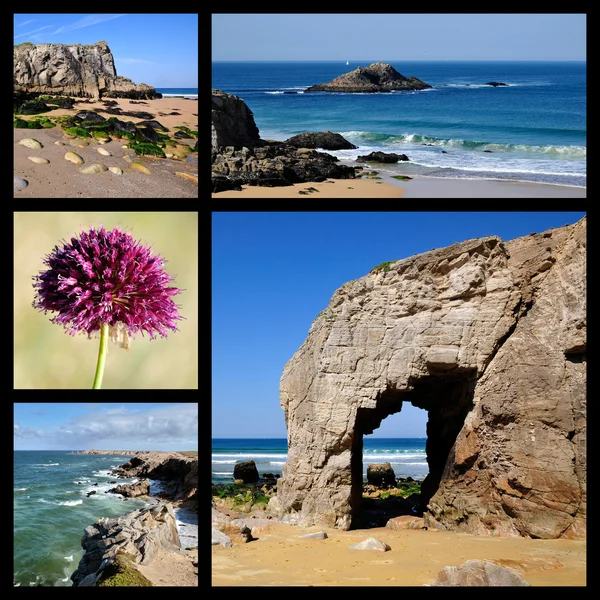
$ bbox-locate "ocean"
[155,87,198,98]
[212,438,428,485]
[13,451,198,587]
[211,61,586,188]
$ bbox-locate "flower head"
[32,226,182,339]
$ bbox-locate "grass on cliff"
[97,553,153,587]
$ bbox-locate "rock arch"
[275,219,586,539]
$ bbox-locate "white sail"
[346,60,349,65]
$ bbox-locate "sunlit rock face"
[276,218,586,539]
[14,41,161,99]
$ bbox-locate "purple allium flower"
[32,226,182,339]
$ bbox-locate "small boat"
[346,60,349,65]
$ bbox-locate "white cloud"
[53,14,127,34]
[14,422,44,438]
[14,25,55,40]
[17,20,37,27]
[115,57,158,65]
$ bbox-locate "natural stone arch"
[274,219,586,539]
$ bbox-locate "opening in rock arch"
[350,368,477,529]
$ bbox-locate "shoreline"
[212,174,585,198]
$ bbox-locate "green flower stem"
[92,323,109,389]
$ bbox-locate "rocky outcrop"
[71,503,181,586]
[285,131,357,150]
[109,480,150,498]
[233,460,259,483]
[212,90,357,189]
[275,218,586,539]
[485,82,508,87]
[356,151,409,163]
[212,89,260,152]
[111,452,197,512]
[432,560,530,586]
[304,62,432,93]
[14,41,161,99]
[366,463,396,488]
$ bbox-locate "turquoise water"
[212,61,586,187]
[212,438,428,484]
[13,451,198,587]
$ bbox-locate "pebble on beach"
[18,138,43,149]
[27,156,50,164]
[54,141,65,146]
[14,176,29,191]
[80,163,108,174]
[130,162,152,175]
[109,167,123,175]
[65,151,84,164]
[175,172,198,184]
[97,148,111,156]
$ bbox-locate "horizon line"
[212,59,586,63]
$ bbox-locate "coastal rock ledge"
[275,218,586,539]
[304,62,432,93]
[71,503,181,586]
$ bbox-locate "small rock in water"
[14,176,29,191]
[109,167,123,175]
[27,156,50,164]
[130,161,151,175]
[18,138,43,149]
[80,163,108,174]
[97,148,111,156]
[65,152,84,164]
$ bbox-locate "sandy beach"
[14,97,198,198]
[212,521,586,586]
[212,175,585,199]
[135,547,197,586]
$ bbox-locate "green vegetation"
[92,130,111,140]
[128,142,166,158]
[64,126,91,138]
[391,175,413,181]
[13,118,29,128]
[97,553,153,587]
[164,140,177,147]
[29,116,56,128]
[371,261,395,273]
[212,483,270,507]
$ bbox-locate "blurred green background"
[14,212,198,389]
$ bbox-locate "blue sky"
[212,211,586,439]
[212,14,586,61]
[14,14,198,87]
[14,403,198,450]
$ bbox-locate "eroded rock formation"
[14,41,161,99]
[71,503,181,586]
[304,62,432,93]
[275,218,586,539]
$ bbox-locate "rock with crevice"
[275,218,586,539]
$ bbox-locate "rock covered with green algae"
[96,553,153,587]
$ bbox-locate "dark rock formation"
[285,131,357,150]
[304,62,432,93]
[212,90,356,189]
[366,463,396,488]
[272,218,586,539]
[212,89,260,152]
[111,452,197,512]
[71,503,181,586]
[485,82,508,87]
[356,151,409,163]
[14,41,161,99]
[233,460,259,483]
[108,479,150,498]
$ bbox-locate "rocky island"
[304,62,432,93]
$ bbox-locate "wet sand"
[212,521,586,586]
[14,98,198,198]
